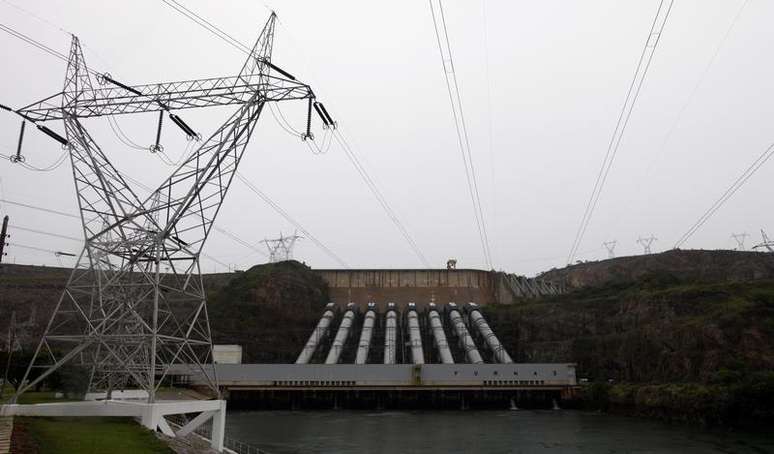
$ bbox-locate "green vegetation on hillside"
[208,260,329,362]
[488,271,774,426]
[12,417,172,454]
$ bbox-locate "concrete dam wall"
[315,269,563,308]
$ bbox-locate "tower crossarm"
[16,73,313,122]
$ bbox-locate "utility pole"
[0,215,8,264]
[731,232,748,251]
[1,311,16,400]
[637,235,657,255]
[603,240,617,259]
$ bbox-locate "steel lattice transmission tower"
[603,240,617,259]
[753,229,774,253]
[636,235,657,255]
[261,232,302,263]
[731,232,749,251]
[7,14,328,403]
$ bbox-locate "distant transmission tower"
[261,231,302,262]
[731,232,749,251]
[603,240,617,259]
[753,229,774,253]
[637,235,657,255]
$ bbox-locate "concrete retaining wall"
[315,269,563,307]
[315,269,497,308]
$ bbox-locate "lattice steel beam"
[14,13,320,404]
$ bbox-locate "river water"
[226,410,774,453]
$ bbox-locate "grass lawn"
[12,391,79,405]
[13,417,173,454]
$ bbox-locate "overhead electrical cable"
[115,170,269,260]
[646,0,749,175]
[118,155,344,266]
[428,0,493,269]
[157,1,426,267]
[0,10,324,272]
[332,129,429,267]
[566,0,674,264]
[159,0,250,54]
[1,0,70,34]
[11,225,81,242]
[235,172,349,267]
[0,198,80,219]
[674,141,774,249]
[0,22,101,76]
[107,116,148,151]
[480,0,497,265]
[1,151,69,172]
[0,197,237,268]
[7,242,73,256]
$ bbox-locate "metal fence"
[166,413,272,454]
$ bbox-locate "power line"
[10,225,81,242]
[332,129,430,267]
[1,150,69,172]
[0,223,231,269]
[118,158,342,266]
[7,242,73,256]
[428,0,493,269]
[645,0,748,175]
[157,1,423,267]
[0,22,67,60]
[1,0,70,35]
[159,0,251,55]
[236,172,349,267]
[0,197,238,269]
[0,22,101,77]
[0,198,80,219]
[107,116,148,151]
[0,16,269,267]
[674,141,774,249]
[115,170,269,260]
[567,0,674,264]
[480,0,497,266]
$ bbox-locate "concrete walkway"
[0,416,12,454]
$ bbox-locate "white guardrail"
[166,414,272,454]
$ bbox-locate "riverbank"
[578,377,774,428]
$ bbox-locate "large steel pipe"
[428,303,454,364]
[407,303,424,365]
[295,303,335,364]
[467,303,513,363]
[384,303,397,365]
[325,303,357,364]
[448,303,483,364]
[355,303,376,364]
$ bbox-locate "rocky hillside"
[540,249,774,289]
[4,250,774,375]
[207,260,329,362]
[490,251,774,425]
[489,274,774,383]
[0,261,328,363]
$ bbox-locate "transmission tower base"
[0,399,226,451]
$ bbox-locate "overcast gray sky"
[1,0,772,276]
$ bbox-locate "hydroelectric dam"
[176,297,577,410]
